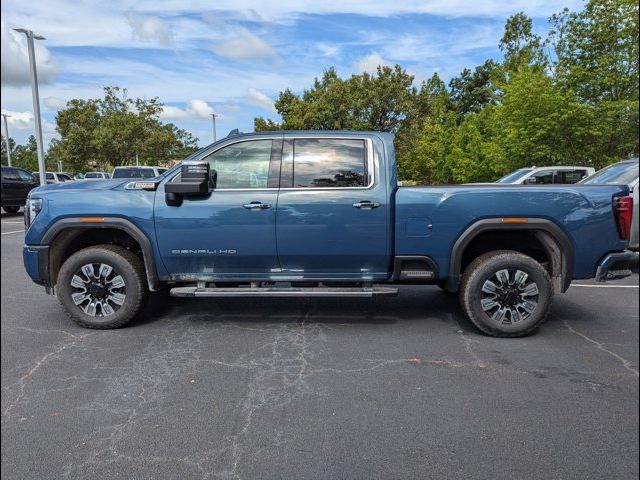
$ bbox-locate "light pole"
[14,28,46,186]
[210,113,218,143]
[2,114,11,166]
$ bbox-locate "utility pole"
[2,114,11,166]
[14,28,46,186]
[210,113,218,143]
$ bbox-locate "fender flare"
[41,217,161,291]
[444,218,574,293]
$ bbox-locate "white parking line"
[1,230,24,236]
[572,283,639,288]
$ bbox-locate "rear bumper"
[23,244,51,288]
[595,250,635,282]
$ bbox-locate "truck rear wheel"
[57,245,148,329]
[459,250,552,337]
[2,206,20,214]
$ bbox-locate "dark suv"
[1,166,39,214]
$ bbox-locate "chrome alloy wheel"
[480,269,539,325]
[70,263,126,317]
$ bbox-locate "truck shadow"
[132,285,476,330]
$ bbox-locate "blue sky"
[1,0,582,150]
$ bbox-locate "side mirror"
[165,160,211,196]
[525,177,538,184]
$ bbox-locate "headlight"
[25,198,43,228]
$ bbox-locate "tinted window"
[2,168,19,181]
[292,138,366,188]
[581,161,639,186]
[556,170,587,184]
[58,174,73,181]
[528,170,554,184]
[204,140,272,189]
[84,172,101,178]
[18,170,35,182]
[158,168,168,175]
[46,173,55,180]
[112,168,156,179]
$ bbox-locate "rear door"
[1,168,21,204]
[275,135,390,279]
[155,136,282,277]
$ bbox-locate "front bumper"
[23,245,51,289]
[595,250,635,282]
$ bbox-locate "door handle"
[243,202,271,210]
[353,201,381,209]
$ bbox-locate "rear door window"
[289,138,367,188]
[556,170,587,184]
[18,170,35,182]
[2,168,19,181]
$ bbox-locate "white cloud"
[43,96,67,110]
[211,28,277,60]
[316,43,340,57]
[245,88,275,112]
[126,13,174,47]
[355,52,392,73]
[0,20,58,86]
[1,109,56,135]
[160,99,224,120]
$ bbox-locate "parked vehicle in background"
[74,173,85,180]
[32,172,75,184]
[497,166,595,185]
[111,166,167,179]
[84,172,111,180]
[1,166,38,213]
[580,158,639,251]
[23,131,635,337]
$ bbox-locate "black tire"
[459,250,552,337]
[57,245,148,329]
[2,206,20,214]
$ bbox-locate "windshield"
[112,168,157,179]
[497,168,533,183]
[84,172,102,178]
[580,161,638,186]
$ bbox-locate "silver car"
[580,158,639,251]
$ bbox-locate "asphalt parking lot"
[2,211,639,480]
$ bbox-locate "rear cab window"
[281,138,369,188]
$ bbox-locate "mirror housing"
[165,160,211,196]
[525,177,538,184]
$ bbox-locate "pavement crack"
[561,319,639,377]
[2,332,96,420]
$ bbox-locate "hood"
[31,179,130,195]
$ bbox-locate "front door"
[275,136,390,280]
[154,137,282,278]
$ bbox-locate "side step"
[170,286,399,298]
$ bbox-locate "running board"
[170,286,399,298]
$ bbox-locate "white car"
[83,171,111,180]
[32,171,74,184]
[111,166,168,179]
[497,166,595,185]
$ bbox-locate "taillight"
[614,196,634,240]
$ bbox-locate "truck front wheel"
[57,245,148,329]
[459,250,552,337]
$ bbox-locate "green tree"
[54,86,199,171]
[500,12,548,72]
[449,60,505,116]
[1,136,17,165]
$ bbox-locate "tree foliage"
[255,0,639,184]
[51,86,198,172]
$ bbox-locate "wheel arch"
[445,218,573,294]
[42,217,160,291]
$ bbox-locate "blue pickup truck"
[23,131,636,337]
